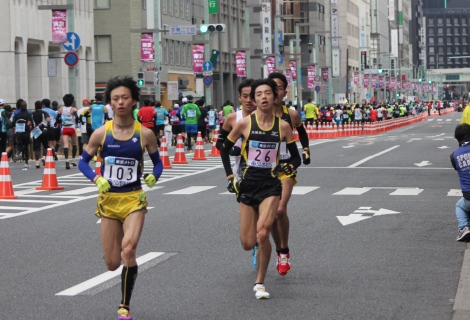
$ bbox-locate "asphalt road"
[0,112,465,320]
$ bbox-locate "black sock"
[63,148,69,159]
[72,145,77,158]
[121,265,138,307]
[280,247,289,254]
[55,143,59,153]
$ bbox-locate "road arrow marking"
[414,161,432,167]
[438,146,450,149]
[342,145,355,148]
[337,207,401,225]
[337,214,372,226]
[406,138,422,143]
[448,189,463,197]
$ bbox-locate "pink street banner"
[353,72,359,85]
[379,76,384,89]
[266,56,276,75]
[385,77,390,90]
[390,77,396,91]
[307,65,316,89]
[285,69,292,87]
[141,34,155,62]
[235,51,246,78]
[363,74,370,88]
[192,44,205,74]
[371,74,377,88]
[289,60,297,81]
[51,10,67,44]
[322,67,329,82]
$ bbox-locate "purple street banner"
[235,51,246,78]
[371,74,377,88]
[141,33,155,62]
[363,74,370,88]
[322,67,329,82]
[353,72,359,85]
[192,44,205,74]
[289,60,297,81]
[379,76,384,89]
[51,10,67,44]
[307,65,316,89]
[266,56,276,75]
[286,69,292,86]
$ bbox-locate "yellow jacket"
[461,104,470,125]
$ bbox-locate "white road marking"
[164,186,217,195]
[334,187,371,195]
[438,146,450,149]
[55,252,165,296]
[389,188,423,195]
[448,189,463,197]
[53,187,98,195]
[348,145,400,168]
[291,186,320,194]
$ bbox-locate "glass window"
[438,46,444,53]
[429,56,435,63]
[454,27,459,34]
[181,43,185,66]
[428,27,434,35]
[170,40,174,65]
[428,18,434,24]
[94,35,112,62]
[437,27,443,34]
[175,42,180,66]
[454,17,460,24]
[174,0,179,17]
[168,0,173,15]
[437,18,443,25]
[428,37,435,44]
[428,46,435,53]
[447,47,452,53]
[437,37,443,44]
[142,0,146,9]
[446,18,451,24]
[94,0,110,9]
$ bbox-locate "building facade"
[0,0,95,106]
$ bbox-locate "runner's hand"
[302,147,311,165]
[144,173,157,188]
[227,176,238,194]
[276,163,295,176]
[95,177,111,194]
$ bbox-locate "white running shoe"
[253,284,270,299]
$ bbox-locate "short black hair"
[238,78,254,95]
[150,100,156,107]
[41,99,51,108]
[4,105,12,112]
[16,99,26,110]
[187,95,194,102]
[51,101,59,110]
[104,76,140,104]
[95,93,103,102]
[455,124,470,144]
[250,78,278,101]
[268,72,288,90]
[63,94,75,107]
[143,98,151,106]
[35,100,42,110]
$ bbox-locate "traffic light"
[378,69,383,74]
[428,80,432,84]
[419,78,422,82]
[137,72,144,87]
[199,24,226,34]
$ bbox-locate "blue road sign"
[203,61,213,72]
[376,84,380,89]
[315,86,321,92]
[62,32,81,52]
[366,93,371,98]
[203,76,213,86]
[64,52,79,67]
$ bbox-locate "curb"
[453,244,470,319]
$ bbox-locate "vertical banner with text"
[331,8,339,47]
[266,56,276,75]
[289,60,297,81]
[192,44,205,74]
[322,68,329,82]
[353,72,359,85]
[307,65,316,89]
[286,69,292,87]
[261,2,272,54]
[235,51,246,78]
[363,74,370,88]
[51,10,67,44]
[141,34,155,62]
[371,74,377,88]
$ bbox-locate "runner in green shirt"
[181,95,201,152]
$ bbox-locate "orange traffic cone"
[209,130,221,157]
[36,148,64,190]
[160,137,172,169]
[0,152,17,199]
[192,131,207,160]
[172,134,188,164]
[95,153,102,177]
[294,127,299,142]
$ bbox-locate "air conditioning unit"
[178,77,189,87]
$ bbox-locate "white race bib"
[247,140,279,168]
[187,109,196,117]
[279,141,291,160]
[104,156,139,187]
[16,123,25,133]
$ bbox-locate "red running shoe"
[276,253,291,276]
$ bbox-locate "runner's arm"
[78,126,105,182]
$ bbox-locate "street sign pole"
[204,0,212,106]
[67,0,76,102]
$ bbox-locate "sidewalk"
[453,243,470,319]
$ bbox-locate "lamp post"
[294,22,311,108]
[274,14,293,71]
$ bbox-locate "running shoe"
[276,253,291,276]
[252,245,258,271]
[253,284,270,299]
[41,157,45,165]
[116,307,132,320]
[53,153,58,161]
[65,161,70,170]
[35,160,40,168]
[70,160,77,166]
[188,149,193,153]
[457,226,470,242]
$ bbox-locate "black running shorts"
[236,178,282,210]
